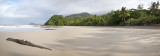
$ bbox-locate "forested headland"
[45,1,160,26]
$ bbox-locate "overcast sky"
[0,0,159,25]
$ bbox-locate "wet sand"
[1,26,160,56]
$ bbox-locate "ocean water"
[0,25,45,32]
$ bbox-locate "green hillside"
[66,12,90,19]
[45,1,160,26]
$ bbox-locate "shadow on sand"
[44,27,160,56]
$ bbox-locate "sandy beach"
[1,26,160,56]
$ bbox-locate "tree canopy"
[45,1,160,26]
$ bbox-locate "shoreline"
[1,25,160,32]
[42,23,160,27]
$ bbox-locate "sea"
[0,25,46,32]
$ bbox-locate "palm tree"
[119,7,130,22]
[150,1,159,16]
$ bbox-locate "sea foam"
[0,25,40,28]
[0,25,43,32]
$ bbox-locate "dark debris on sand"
[6,38,52,51]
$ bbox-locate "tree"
[129,9,147,19]
[119,7,130,22]
[156,1,160,9]
[149,1,160,16]
[106,10,122,25]
[137,4,143,10]
[150,2,156,12]
[45,1,160,26]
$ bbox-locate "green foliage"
[106,18,121,25]
[149,1,160,16]
[129,9,148,19]
[106,10,122,25]
[66,12,90,19]
[130,19,142,25]
[45,15,65,25]
[45,1,160,26]
[125,18,135,25]
[119,7,130,22]
[77,15,107,26]
[152,16,160,24]
[140,17,154,25]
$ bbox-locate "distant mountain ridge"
[29,23,38,25]
[66,12,90,19]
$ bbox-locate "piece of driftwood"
[6,38,52,51]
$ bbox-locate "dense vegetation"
[45,1,160,26]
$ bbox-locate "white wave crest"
[0,25,40,28]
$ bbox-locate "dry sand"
[1,26,160,56]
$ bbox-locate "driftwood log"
[6,38,52,51]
